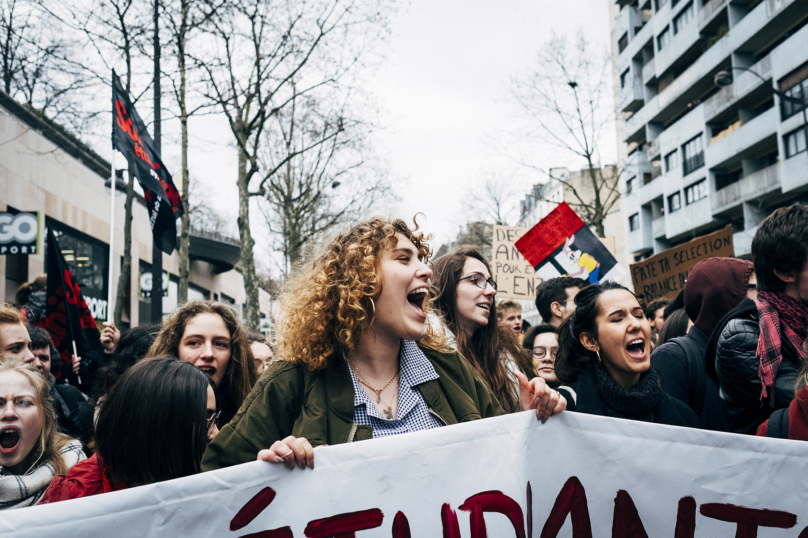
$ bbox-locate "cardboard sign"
[515,202,625,285]
[491,225,542,300]
[5,412,808,537]
[630,225,734,303]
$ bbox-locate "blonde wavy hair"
[0,360,73,475]
[277,216,445,371]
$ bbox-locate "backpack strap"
[53,384,85,415]
[670,336,707,417]
[767,408,790,439]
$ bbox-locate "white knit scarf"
[0,440,86,510]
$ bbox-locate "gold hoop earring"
[369,297,376,315]
[596,350,602,363]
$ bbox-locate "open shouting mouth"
[0,428,20,454]
[407,286,429,318]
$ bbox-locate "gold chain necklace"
[347,357,399,419]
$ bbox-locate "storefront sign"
[140,270,169,298]
[4,412,808,537]
[630,225,734,302]
[491,225,541,300]
[0,212,40,254]
[515,202,625,284]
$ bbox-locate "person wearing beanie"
[650,257,755,432]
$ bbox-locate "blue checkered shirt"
[343,340,444,439]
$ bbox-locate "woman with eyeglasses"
[430,247,535,413]
[40,358,218,502]
[522,324,560,387]
[202,218,564,472]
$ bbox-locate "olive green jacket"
[201,345,505,471]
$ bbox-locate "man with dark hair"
[534,277,589,327]
[708,205,808,435]
[645,298,671,332]
[26,325,88,439]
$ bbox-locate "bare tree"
[194,0,393,329]
[162,0,222,304]
[508,32,620,238]
[45,0,150,326]
[258,87,390,273]
[462,173,523,227]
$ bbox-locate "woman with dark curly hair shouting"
[202,216,565,472]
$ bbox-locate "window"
[682,134,704,175]
[664,150,678,172]
[626,176,638,194]
[684,180,708,205]
[673,2,694,34]
[629,213,640,231]
[715,169,742,190]
[784,128,807,158]
[618,33,629,54]
[781,78,808,121]
[668,192,682,212]
[655,0,668,11]
[620,69,630,89]
[657,27,671,51]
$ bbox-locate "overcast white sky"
[158,0,616,271]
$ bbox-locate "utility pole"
[151,0,163,324]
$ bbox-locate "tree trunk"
[114,168,135,326]
[177,3,190,304]
[236,138,260,330]
[587,161,606,238]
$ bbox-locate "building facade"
[0,90,271,328]
[612,0,808,259]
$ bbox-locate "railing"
[703,83,734,119]
[189,226,241,247]
[683,152,705,176]
[647,138,661,158]
[642,58,656,84]
[699,0,726,26]
[713,164,779,209]
[735,55,772,96]
[652,217,666,238]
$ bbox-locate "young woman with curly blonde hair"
[148,301,256,426]
[202,217,566,472]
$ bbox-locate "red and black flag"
[112,69,184,254]
[39,227,104,385]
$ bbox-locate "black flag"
[39,227,104,386]
[112,70,184,253]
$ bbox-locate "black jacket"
[706,298,801,435]
[651,326,729,431]
[559,365,698,428]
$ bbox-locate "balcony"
[699,0,726,28]
[712,164,780,212]
[642,58,656,85]
[652,217,666,238]
[189,227,242,273]
[620,79,645,113]
[683,152,705,176]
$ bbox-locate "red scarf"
[756,291,808,403]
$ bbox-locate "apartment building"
[612,0,808,259]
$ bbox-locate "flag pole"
[107,152,116,323]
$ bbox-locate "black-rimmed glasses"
[458,272,497,291]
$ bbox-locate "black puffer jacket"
[707,298,801,435]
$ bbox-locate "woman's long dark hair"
[555,281,631,383]
[95,357,210,485]
[656,308,690,347]
[431,247,533,412]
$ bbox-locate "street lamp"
[714,67,808,165]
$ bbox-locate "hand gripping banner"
[3,412,808,537]
[112,70,184,254]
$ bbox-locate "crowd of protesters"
[0,204,806,509]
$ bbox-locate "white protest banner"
[3,411,808,537]
[492,225,541,301]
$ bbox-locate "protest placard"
[515,202,625,284]
[491,225,542,300]
[5,412,808,538]
[630,225,734,303]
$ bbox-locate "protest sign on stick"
[630,225,734,303]
[5,412,808,538]
[515,202,625,284]
[491,225,542,300]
